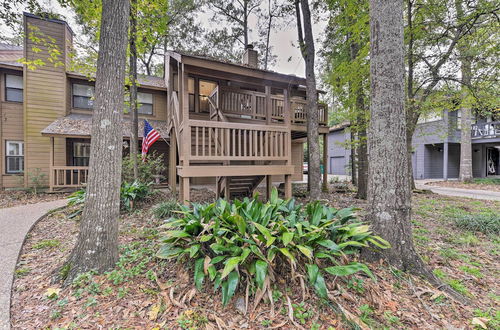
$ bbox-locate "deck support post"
[224,176,231,200]
[216,178,221,199]
[265,86,272,125]
[49,137,54,192]
[284,174,292,199]
[443,142,448,181]
[169,131,177,194]
[266,175,272,200]
[181,177,190,205]
[322,133,328,192]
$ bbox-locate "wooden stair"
[217,175,265,200]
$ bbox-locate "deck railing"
[217,87,327,125]
[51,166,89,189]
[189,120,289,161]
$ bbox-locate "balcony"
[471,121,500,139]
[215,86,328,126]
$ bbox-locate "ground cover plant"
[10,188,500,329]
[68,180,154,212]
[157,189,389,307]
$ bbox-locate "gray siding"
[327,129,351,175]
[328,109,499,180]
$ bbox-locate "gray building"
[327,111,500,179]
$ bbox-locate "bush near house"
[67,181,153,212]
[122,151,166,184]
[157,189,389,305]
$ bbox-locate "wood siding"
[0,71,25,188]
[68,79,168,121]
[23,15,70,187]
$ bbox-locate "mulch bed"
[10,186,500,329]
[0,190,68,209]
[427,180,500,192]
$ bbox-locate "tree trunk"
[296,0,320,200]
[350,134,357,186]
[356,124,368,199]
[456,0,473,182]
[130,0,139,181]
[406,0,416,190]
[62,0,130,284]
[350,42,368,199]
[363,0,421,271]
[243,0,249,46]
[264,0,272,70]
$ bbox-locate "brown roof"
[329,121,350,132]
[0,43,165,89]
[168,50,309,85]
[41,113,170,139]
[0,43,23,69]
[66,71,166,90]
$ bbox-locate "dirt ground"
[10,186,500,329]
[427,180,500,192]
[0,190,68,209]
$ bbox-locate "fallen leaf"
[472,317,489,329]
[44,288,60,299]
[148,303,161,321]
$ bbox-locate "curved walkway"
[416,180,500,201]
[0,199,67,330]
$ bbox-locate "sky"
[0,0,328,78]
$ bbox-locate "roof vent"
[242,44,258,69]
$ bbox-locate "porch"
[165,51,330,203]
[41,115,170,191]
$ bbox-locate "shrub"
[153,200,180,219]
[452,213,500,235]
[28,168,47,194]
[122,151,166,184]
[120,181,153,210]
[68,189,86,206]
[157,189,389,305]
[67,180,153,211]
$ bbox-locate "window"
[188,77,195,112]
[5,141,24,174]
[138,92,153,115]
[5,74,23,102]
[199,80,217,113]
[73,142,90,166]
[73,83,94,109]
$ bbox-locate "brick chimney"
[242,44,258,69]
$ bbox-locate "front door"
[486,147,500,176]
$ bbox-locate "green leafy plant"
[451,213,500,235]
[120,181,152,210]
[157,188,389,306]
[27,168,47,194]
[68,181,152,211]
[292,302,313,324]
[153,200,180,219]
[122,151,166,184]
[32,239,60,249]
[68,189,86,206]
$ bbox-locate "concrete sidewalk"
[0,199,67,330]
[416,180,500,201]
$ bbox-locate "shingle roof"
[0,43,23,68]
[66,71,166,90]
[41,113,170,139]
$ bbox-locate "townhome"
[327,111,500,180]
[0,13,329,201]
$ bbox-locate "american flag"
[142,119,160,160]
